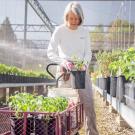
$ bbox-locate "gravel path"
[79,91,135,135]
[48,87,135,134]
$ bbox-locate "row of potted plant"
[91,47,135,109]
[0,64,51,83]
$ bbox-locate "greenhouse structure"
[0,0,135,135]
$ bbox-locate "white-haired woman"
[47,2,99,135]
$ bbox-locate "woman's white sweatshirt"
[47,24,92,66]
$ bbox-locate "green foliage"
[108,47,135,82]
[8,93,68,117]
[107,19,134,42]
[108,19,134,33]
[90,24,105,42]
[111,48,135,82]
[96,51,114,77]
[108,50,124,76]
[121,48,135,82]
[25,71,37,77]
[9,92,37,117]
[72,56,87,71]
[38,72,51,79]
[95,47,135,82]
[38,96,68,112]
[91,70,100,84]
[6,66,21,75]
[0,64,8,74]
[0,63,50,79]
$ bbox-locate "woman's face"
[66,11,80,30]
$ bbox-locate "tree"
[0,17,17,43]
[90,24,105,42]
[90,24,105,50]
[107,19,134,48]
[108,19,134,33]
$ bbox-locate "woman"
[47,2,99,135]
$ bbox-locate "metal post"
[22,0,28,69]
[24,0,28,46]
[6,88,9,104]
[134,25,135,47]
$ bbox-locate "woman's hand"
[61,60,74,71]
[66,61,74,71]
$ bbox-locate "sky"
[40,1,135,25]
[0,0,135,40]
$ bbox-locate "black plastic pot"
[35,118,48,135]
[106,77,110,94]
[10,116,34,135]
[15,76,23,83]
[0,74,2,83]
[0,74,8,83]
[98,77,107,90]
[10,115,56,135]
[125,82,135,109]
[116,75,126,102]
[35,117,55,135]
[71,71,86,89]
[110,76,117,97]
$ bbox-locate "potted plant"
[70,56,87,89]
[0,64,9,83]
[122,48,135,108]
[115,48,134,102]
[95,51,112,93]
[0,63,51,84]
[108,50,123,97]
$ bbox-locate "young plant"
[72,56,87,71]
[8,92,37,117]
[108,50,124,76]
[8,93,69,117]
[122,48,135,82]
[0,64,9,74]
[38,96,68,112]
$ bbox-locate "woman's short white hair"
[64,1,84,26]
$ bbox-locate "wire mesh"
[0,112,11,134]
[0,103,83,135]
